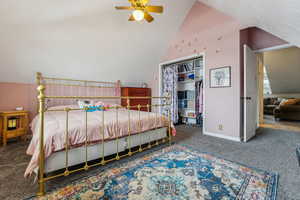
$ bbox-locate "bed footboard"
[35,73,172,196]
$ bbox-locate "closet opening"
[159,54,205,129]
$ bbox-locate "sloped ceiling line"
[199,0,300,47]
[0,0,196,83]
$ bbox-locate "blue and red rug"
[34,145,278,200]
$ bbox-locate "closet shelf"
[178,98,194,101]
[179,108,195,110]
[178,80,195,84]
[181,115,196,119]
[177,68,202,75]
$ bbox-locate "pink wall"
[239,27,288,106]
[241,27,288,50]
[163,2,241,139]
[0,82,37,120]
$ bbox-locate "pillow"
[86,105,105,112]
[78,100,108,112]
[280,99,299,106]
[48,105,79,110]
[77,100,94,109]
[94,101,123,110]
[105,103,124,110]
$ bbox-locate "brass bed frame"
[35,72,172,196]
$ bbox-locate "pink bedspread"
[25,109,173,177]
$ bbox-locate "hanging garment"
[199,80,203,113]
[162,65,178,123]
[195,80,204,125]
[195,80,203,114]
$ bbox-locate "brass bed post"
[147,104,152,149]
[115,106,120,160]
[64,108,70,176]
[101,109,105,165]
[127,98,132,156]
[36,72,42,114]
[138,104,142,152]
[37,84,46,196]
[84,109,89,171]
[155,105,159,146]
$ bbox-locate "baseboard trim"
[203,131,241,142]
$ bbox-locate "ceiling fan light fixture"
[132,10,144,21]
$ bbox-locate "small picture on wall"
[210,66,231,88]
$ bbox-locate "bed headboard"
[36,72,121,107]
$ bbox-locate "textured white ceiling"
[199,0,300,47]
[0,0,195,83]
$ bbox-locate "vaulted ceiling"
[0,0,195,83]
[1,0,299,84]
[199,0,300,47]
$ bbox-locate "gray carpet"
[1,126,300,200]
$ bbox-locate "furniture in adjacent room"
[0,110,28,146]
[263,97,280,115]
[297,146,300,166]
[274,99,300,121]
[121,87,151,112]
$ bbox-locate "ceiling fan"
[115,0,163,23]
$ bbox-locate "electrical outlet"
[218,124,223,131]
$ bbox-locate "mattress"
[25,108,170,177]
[45,127,167,173]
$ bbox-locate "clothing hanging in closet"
[195,80,203,115]
[162,65,178,123]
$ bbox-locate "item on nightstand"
[16,107,24,111]
[0,110,29,146]
[141,82,148,88]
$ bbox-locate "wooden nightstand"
[0,111,29,146]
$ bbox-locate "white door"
[244,45,258,142]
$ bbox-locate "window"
[263,66,272,95]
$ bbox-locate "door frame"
[255,44,295,125]
[158,53,206,129]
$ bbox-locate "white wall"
[0,0,195,87]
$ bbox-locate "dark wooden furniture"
[121,87,151,112]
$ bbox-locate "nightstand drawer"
[121,87,152,112]
[6,129,27,139]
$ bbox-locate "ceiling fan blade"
[144,12,154,23]
[145,6,163,13]
[128,14,135,21]
[115,6,133,10]
[141,0,149,5]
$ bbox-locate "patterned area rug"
[32,145,278,200]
